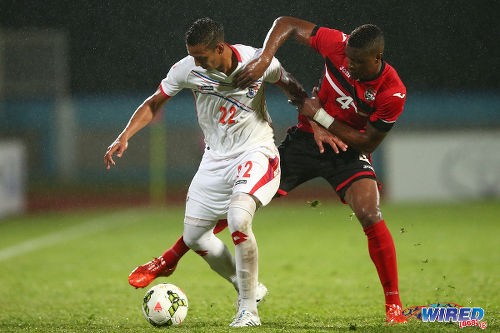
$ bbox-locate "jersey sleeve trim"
[311,25,320,37]
[370,118,395,132]
[309,25,320,48]
[273,66,284,84]
[159,84,172,98]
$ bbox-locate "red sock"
[364,220,401,306]
[161,236,189,266]
[160,219,228,265]
[213,219,228,234]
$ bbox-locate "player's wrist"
[313,107,335,129]
[259,51,273,65]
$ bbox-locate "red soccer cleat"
[385,304,408,324]
[128,257,177,288]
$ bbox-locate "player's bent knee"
[227,193,257,232]
[183,216,214,249]
[355,210,383,228]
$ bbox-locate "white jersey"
[160,44,284,157]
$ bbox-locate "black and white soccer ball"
[142,283,188,326]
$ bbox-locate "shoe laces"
[148,257,166,272]
[231,310,252,325]
[386,304,402,316]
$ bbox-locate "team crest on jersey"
[246,84,259,98]
[364,88,377,101]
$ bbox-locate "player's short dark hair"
[185,17,224,48]
[347,24,384,52]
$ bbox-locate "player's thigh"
[322,149,377,203]
[186,155,233,221]
[278,127,323,194]
[232,146,280,207]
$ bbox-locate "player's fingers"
[327,139,340,154]
[312,86,320,98]
[232,73,243,87]
[240,78,253,89]
[116,141,129,158]
[107,143,118,155]
[315,138,324,154]
[116,145,125,158]
[233,74,249,88]
[104,155,115,169]
[333,137,348,151]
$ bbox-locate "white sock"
[183,217,237,290]
[227,193,258,315]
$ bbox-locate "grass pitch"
[0,200,498,332]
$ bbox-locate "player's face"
[187,43,223,71]
[345,45,382,81]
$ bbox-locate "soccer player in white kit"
[104,18,306,327]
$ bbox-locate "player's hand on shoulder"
[104,138,128,169]
[233,51,272,89]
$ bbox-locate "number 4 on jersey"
[336,96,353,109]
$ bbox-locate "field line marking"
[0,211,139,262]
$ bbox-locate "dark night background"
[1,0,498,94]
[1,0,499,208]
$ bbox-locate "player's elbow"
[358,132,385,154]
[363,145,377,154]
[274,16,291,25]
[274,16,297,33]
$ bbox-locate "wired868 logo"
[403,302,487,329]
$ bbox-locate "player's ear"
[216,42,224,54]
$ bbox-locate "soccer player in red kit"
[129,16,407,324]
[234,16,407,324]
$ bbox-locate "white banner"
[0,141,26,218]
[383,130,500,202]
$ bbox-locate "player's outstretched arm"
[298,88,386,154]
[104,88,170,169]
[233,16,316,88]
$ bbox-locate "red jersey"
[297,26,406,133]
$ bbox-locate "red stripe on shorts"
[276,188,288,196]
[249,156,280,195]
[335,171,376,192]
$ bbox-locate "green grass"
[0,200,499,332]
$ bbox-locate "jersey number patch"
[336,96,353,110]
[237,161,252,178]
[219,106,236,124]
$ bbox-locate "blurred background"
[1,0,499,217]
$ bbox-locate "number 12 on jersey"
[219,106,236,124]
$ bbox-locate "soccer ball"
[142,283,189,327]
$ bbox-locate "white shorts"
[185,143,280,221]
